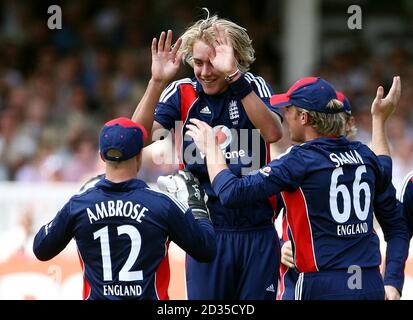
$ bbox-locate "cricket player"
[132,10,283,299]
[278,81,407,300]
[186,76,410,300]
[33,117,216,300]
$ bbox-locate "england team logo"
[228,100,239,121]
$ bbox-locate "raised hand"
[185,118,217,156]
[371,76,401,121]
[151,30,182,84]
[208,23,238,75]
[186,118,227,182]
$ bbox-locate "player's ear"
[300,111,309,124]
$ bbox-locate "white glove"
[157,170,210,220]
[157,171,190,204]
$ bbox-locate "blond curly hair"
[178,8,255,72]
[297,99,347,136]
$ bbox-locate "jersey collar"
[96,178,148,191]
[306,136,349,147]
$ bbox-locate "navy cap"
[335,90,352,115]
[270,77,345,114]
[99,117,148,161]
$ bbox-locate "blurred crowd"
[321,47,413,188]
[0,1,412,189]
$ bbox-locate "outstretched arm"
[209,24,282,143]
[370,76,401,156]
[186,118,289,207]
[131,30,182,145]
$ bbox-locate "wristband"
[229,74,253,99]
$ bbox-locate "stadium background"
[0,0,412,299]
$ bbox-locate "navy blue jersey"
[33,178,216,300]
[213,137,409,280]
[154,74,279,228]
[277,155,407,295]
[400,172,413,238]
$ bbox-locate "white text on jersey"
[329,150,364,168]
[103,284,142,297]
[86,201,148,224]
[337,222,368,236]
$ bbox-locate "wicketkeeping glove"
[157,169,210,220]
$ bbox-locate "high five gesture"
[208,24,239,78]
[151,30,182,85]
[132,30,182,143]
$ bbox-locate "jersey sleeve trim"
[159,78,194,103]
[244,72,272,98]
[398,171,413,202]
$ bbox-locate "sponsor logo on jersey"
[45,221,53,235]
[200,106,211,114]
[214,125,233,149]
[259,166,271,176]
[266,284,275,292]
[191,125,248,160]
[182,124,263,170]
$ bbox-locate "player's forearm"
[377,190,410,292]
[383,235,409,293]
[212,169,278,208]
[131,78,168,145]
[241,93,283,143]
[205,143,228,183]
[371,117,390,156]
